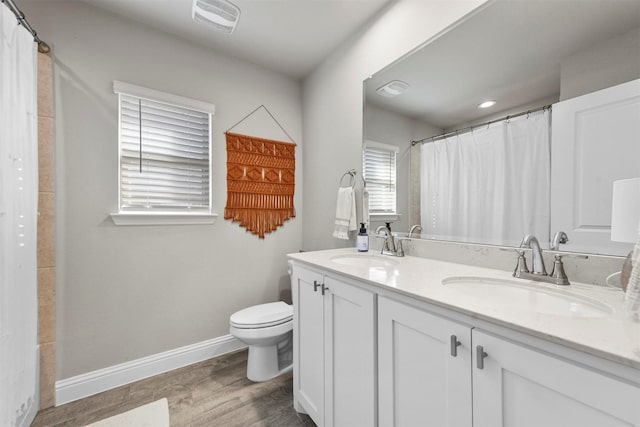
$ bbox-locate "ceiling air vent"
[376,80,410,98]
[192,0,241,34]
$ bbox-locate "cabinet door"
[473,330,640,427]
[378,296,472,427]
[551,79,640,255]
[324,276,376,427]
[292,266,325,426]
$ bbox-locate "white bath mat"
[85,398,169,427]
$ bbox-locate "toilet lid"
[230,301,293,328]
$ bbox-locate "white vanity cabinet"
[378,296,472,427]
[292,265,324,424]
[290,252,640,427]
[473,329,640,427]
[291,264,376,427]
[378,295,640,427]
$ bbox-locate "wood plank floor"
[32,350,315,426]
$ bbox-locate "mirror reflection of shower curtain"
[420,110,550,247]
[0,3,38,426]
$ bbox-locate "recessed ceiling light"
[478,100,496,109]
[376,80,410,98]
[192,0,241,34]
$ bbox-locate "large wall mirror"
[363,0,640,256]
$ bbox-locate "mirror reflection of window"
[363,141,399,216]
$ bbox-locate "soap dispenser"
[357,223,369,252]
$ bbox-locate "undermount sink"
[330,253,399,268]
[442,276,614,318]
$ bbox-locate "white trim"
[370,213,401,222]
[364,140,400,153]
[113,81,215,114]
[110,212,219,226]
[55,335,246,406]
[114,82,215,216]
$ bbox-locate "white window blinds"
[115,82,214,213]
[363,141,399,214]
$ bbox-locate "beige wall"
[301,0,487,251]
[37,51,56,409]
[23,1,303,380]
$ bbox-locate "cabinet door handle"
[313,280,322,292]
[476,345,488,369]
[321,284,329,295]
[450,335,461,357]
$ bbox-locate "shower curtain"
[420,110,550,247]
[0,3,39,426]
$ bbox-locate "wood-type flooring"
[32,349,315,426]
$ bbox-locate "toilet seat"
[230,301,293,329]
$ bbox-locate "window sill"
[110,212,219,226]
[370,213,400,222]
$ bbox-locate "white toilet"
[229,301,293,382]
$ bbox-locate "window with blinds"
[114,82,214,214]
[363,141,399,215]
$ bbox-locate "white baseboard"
[55,335,246,406]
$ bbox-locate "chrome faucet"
[375,222,405,257]
[550,231,568,251]
[520,234,547,275]
[409,224,423,238]
[511,233,577,286]
[376,223,397,253]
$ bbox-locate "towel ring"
[339,169,357,189]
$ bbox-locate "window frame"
[110,81,218,226]
[363,140,399,218]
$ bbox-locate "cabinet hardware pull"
[313,280,322,292]
[450,335,461,357]
[476,345,488,369]
[321,284,329,295]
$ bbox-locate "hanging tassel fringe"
[224,207,296,239]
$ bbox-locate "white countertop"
[288,248,640,370]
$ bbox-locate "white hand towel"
[362,186,370,229]
[333,187,357,239]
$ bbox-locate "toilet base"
[246,331,293,382]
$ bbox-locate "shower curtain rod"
[411,104,552,146]
[1,0,50,53]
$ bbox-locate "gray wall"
[560,27,640,101]
[22,0,489,380]
[301,0,487,251]
[23,1,303,379]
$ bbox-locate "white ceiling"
[80,0,391,79]
[366,0,640,130]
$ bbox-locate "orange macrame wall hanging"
[224,132,296,238]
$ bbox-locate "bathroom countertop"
[288,248,640,370]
